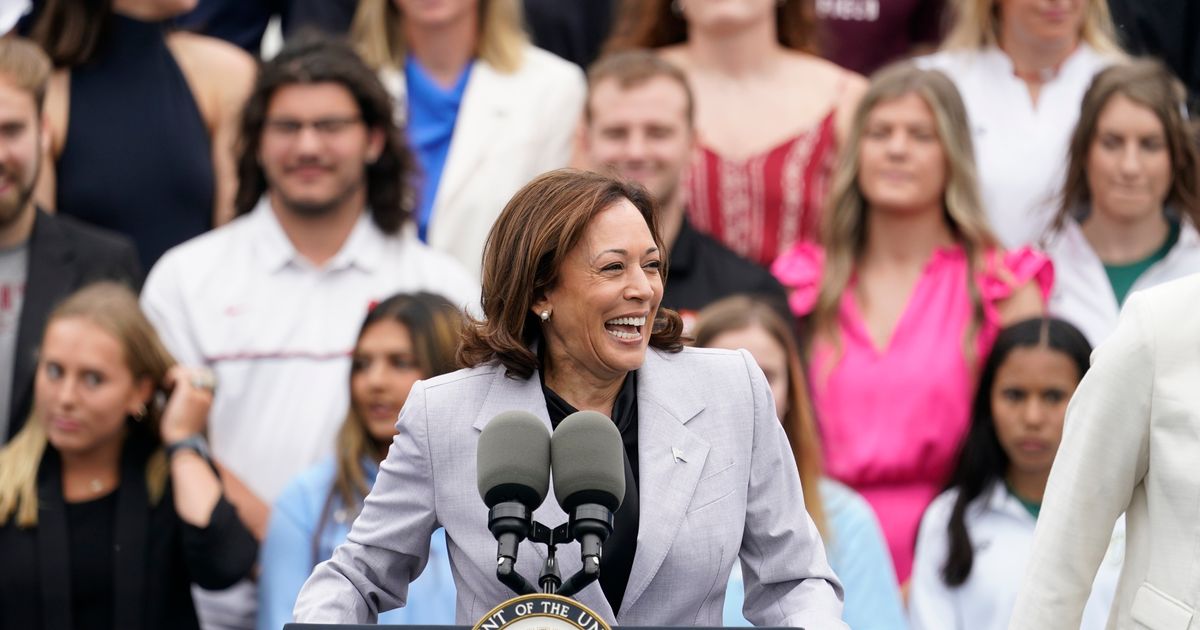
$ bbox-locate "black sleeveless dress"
[56,14,215,271]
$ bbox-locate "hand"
[159,366,215,444]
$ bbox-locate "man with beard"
[0,37,140,444]
[581,51,789,333]
[140,34,478,630]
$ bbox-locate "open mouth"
[604,315,647,341]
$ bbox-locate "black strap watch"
[164,434,215,471]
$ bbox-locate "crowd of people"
[1,0,1198,629]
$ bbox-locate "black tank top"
[56,14,215,271]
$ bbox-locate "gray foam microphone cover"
[476,411,551,508]
[551,410,625,511]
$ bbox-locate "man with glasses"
[141,34,478,630]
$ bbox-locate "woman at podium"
[293,169,846,628]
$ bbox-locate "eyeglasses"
[264,116,363,138]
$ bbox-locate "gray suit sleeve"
[293,381,440,622]
[735,350,848,629]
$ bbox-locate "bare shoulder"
[782,52,866,96]
[167,31,258,78]
[168,33,257,100]
[656,45,691,70]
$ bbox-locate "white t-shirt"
[1045,217,1200,347]
[919,45,1115,247]
[141,199,480,503]
[909,484,1123,630]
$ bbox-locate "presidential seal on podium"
[473,594,611,630]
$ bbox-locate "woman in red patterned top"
[606,0,867,267]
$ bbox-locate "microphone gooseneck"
[476,411,552,596]
[550,410,625,597]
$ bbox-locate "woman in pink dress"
[605,0,867,267]
[772,62,1051,584]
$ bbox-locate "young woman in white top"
[351,0,585,278]
[909,317,1122,630]
[919,0,1123,247]
[1043,59,1200,347]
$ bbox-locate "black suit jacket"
[0,429,258,630]
[7,210,142,440]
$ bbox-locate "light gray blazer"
[294,347,845,628]
[1010,274,1200,629]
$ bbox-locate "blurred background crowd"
[0,0,1197,628]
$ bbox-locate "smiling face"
[991,345,1079,479]
[350,319,423,443]
[858,92,948,215]
[678,0,777,33]
[996,0,1084,52]
[393,0,477,28]
[258,82,384,219]
[585,76,694,208]
[705,324,789,420]
[0,76,43,233]
[36,317,152,457]
[535,199,664,383]
[1086,93,1172,224]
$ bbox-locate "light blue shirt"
[724,479,908,629]
[258,458,457,630]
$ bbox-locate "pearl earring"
[540,310,551,321]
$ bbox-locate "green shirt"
[1005,481,1042,519]
[1104,219,1181,305]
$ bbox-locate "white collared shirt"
[909,484,1123,630]
[919,45,1116,248]
[142,199,480,502]
[1046,217,1200,347]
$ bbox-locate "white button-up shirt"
[909,484,1122,630]
[141,199,480,503]
[1046,217,1200,347]
[919,45,1115,248]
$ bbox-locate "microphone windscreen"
[551,411,625,512]
[477,411,551,509]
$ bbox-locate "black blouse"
[541,371,640,615]
[0,428,258,630]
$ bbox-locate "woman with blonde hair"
[918,0,1124,247]
[351,0,584,278]
[1043,59,1200,347]
[604,0,868,268]
[258,292,464,630]
[0,282,256,628]
[771,62,1051,583]
[693,295,906,629]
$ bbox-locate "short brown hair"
[586,49,695,124]
[1051,58,1200,235]
[0,36,53,112]
[459,169,685,378]
[604,0,817,55]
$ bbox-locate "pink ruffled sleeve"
[770,243,826,317]
[980,246,1055,316]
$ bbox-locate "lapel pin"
[672,447,686,463]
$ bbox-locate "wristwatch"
[164,434,215,471]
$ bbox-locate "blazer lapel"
[431,60,511,233]
[619,350,707,617]
[10,212,75,437]
[112,433,151,630]
[470,365,557,567]
[35,448,74,630]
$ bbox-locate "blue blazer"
[294,347,846,628]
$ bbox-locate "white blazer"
[1045,217,1200,347]
[382,46,585,278]
[293,347,847,628]
[909,485,1121,630]
[1009,274,1200,630]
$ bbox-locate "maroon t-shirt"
[816,0,947,76]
